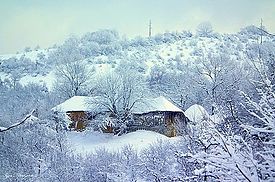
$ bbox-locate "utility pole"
[259,18,263,60]
[149,20,152,37]
[260,18,263,44]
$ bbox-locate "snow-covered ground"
[67,130,180,155]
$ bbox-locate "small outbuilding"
[131,96,188,137]
[52,96,95,130]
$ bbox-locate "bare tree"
[54,61,93,98]
[196,53,244,115]
[182,110,258,181]
[93,71,147,133]
[196,22,213,37]
[50,35,93,98]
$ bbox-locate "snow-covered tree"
[241,77,275,180]
[0,113,77,182]
[196,52,248,115]
[140,141,177,181]
[180,105,259,181]
[93,71,147,134]
[196,22,213,37]
[54,60,93,98]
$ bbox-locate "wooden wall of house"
[164,112,176,137]
[67,111,88,130]
[131,111,187,137]
[64,110,188,135]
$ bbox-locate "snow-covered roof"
[52,96,96,112]
[52,96,184,114]
[132,96,184,114]
[185,104,209,122]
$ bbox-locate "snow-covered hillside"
[0,48,56,89]
[0,49,50,62]
[1,26,272,92]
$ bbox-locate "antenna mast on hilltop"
[149,20,152,37]
[260,18,263,44]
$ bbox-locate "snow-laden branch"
[0,110,35,132]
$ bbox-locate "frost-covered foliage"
[196,22,213,37]
[0,81,56,124]
[239,25,266,40]
[0,52,51,80]
[1,25,275,181]
[81,29,123,56]
[0,114,77,182]
[241,78,275,180]
[54,60,94,99]
[92,71,148,134]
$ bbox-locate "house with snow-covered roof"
[52,96,188,136]
[51,96,101,130]
[130,96,188,137]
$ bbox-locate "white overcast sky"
[0,0,274,54]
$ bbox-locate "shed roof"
[52,96,184,114]
[132,96,184,114]
[52,96,96,112]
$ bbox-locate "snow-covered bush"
[140,141,177,181]
[241,78,275,180]
[239,25,264,40]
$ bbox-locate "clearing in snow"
[67,130,180,155]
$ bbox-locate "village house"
[130,96,188,137]
[52,96,188,137]
[52,96,96,130]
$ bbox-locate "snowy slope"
[0,30,272,91]
[67,130,180,155]
[0,49,51,62]
[19,70,56,89]
[0,48,56,89]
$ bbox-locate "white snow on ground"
[67,130,179,155]
[95,64,113,75]
[185,104,209,123]
[0,72,7,81]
